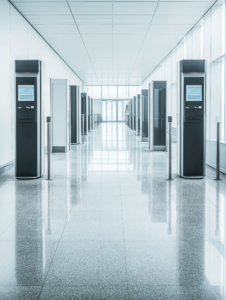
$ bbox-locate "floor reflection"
[0,123,225,299]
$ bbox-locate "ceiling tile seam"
[65,0,100,83]
[126,0,161,84]
[8,0,84,83]
[140,0,218,85]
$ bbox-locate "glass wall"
[118,101,122,121]
[87,86,139,100]
[102,100,128,122]
[102,101,106,121]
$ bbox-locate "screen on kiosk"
[18,85,35,101]
[186,85,202,102]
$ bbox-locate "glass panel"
[124,100,129,123]
[118,86,127,98]
[112,101,116,121]
[143,95,148,137]
[129,86,138,98]
[109,86,117,98]
[107,101,111,121]
[134,98,136,130]
[118,101,122,121]
[102,86,108,99]
[102,101,106,121]
[92,86,101,99]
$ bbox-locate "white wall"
[141,0,226,173]
[0,0,82,168]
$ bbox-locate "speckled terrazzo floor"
[0,122,226,300]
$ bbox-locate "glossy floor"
[0,123,226,299]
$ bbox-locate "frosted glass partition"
[118,86,128,98]
[87,86,139,100]
[109,86,117,98]
[92,86,101,99]
[107,101,111,121]
[112,101,117,121]
[129,86,138,98]
[118,101,122,121]
[102,86,108,99]
[102,101,106,121]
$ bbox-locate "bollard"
[168,116,172,180]
[82,114,85,144]
[216,120,220,180]
[46,116,51,180]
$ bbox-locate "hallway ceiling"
[10,0,216,85]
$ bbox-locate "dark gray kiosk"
[136,94,140,136]
[133,96,136,131]
[15,60,44,179]
[149,81,167,151]
[81,93,88,135]
[129,100,132,129]
[91,98,94,130]
[70,85,81,144]
[177,60,206,178]
[88,96,91,132]
[140,89,148,142]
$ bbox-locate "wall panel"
[0,0,82,168]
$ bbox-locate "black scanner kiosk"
[15,60,44,179]
[177,60,206,178]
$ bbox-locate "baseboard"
[0,160,14,170]
[206,160,226,175]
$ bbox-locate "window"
[92,86,101,99]
[102,101,106,121]
[102,86,108,99]
[129,86,137,98]
[118,86,128,98]
[109,86,117,98]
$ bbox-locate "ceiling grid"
[9,0,217,85]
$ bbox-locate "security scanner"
[129,100,131,129]
[149,81,167,151]
[91,98,94,130]
[15,60,44,179]
[136,94,140,136]
[70,85,81,144]
[51,79,70,152]
[133,96,136,131]
[88,96,91,132]
[81,93,88,135]
[177,60,206,178]
[140,89,148,142]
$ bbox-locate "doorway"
[102,100,128,122]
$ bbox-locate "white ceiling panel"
[10,0,217,85]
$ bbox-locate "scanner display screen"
[18,85,34,101]
[186,85,202,102]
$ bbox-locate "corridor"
[0,123,225,299]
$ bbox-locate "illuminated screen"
[18,85,35,101]
[186,85,202,102]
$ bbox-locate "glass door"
[118,101,122,121]
[102,99,129,122]
[112,101,117,121]
[102,101,106,121]
[107,101,111,121]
